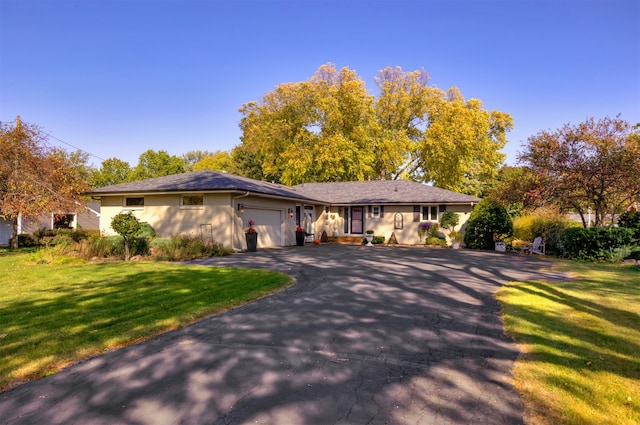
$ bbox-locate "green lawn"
[0,249,292,391]
[497,259,640,425]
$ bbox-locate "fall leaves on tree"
[237,63,513,191]
[0,118,90,248]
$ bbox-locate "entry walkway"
[0,245,560,424]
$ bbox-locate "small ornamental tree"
[440,211,459,232]
[463,199,513,250]
[110,211,142,261]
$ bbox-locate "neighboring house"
[0,202,101,246]
[87,171,480,250]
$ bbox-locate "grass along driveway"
[497,260,640,425]
[0,249,292,392]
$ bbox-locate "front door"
[351,206,363,234]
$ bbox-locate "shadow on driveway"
[0,245,560,424]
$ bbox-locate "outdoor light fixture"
[237,203,244,214]
[288,208,294,218]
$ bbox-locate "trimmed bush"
[464,199,513,250]
[617,210,640,242]
[138,222,156,239]
[561,227,636,261]
[425,236,447,247]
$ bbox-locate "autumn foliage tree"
[0,118,90,248]
[518,116,640,227]
[238,63,513,190]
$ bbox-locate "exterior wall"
[100,193,304,250]
[325,204,474,245]
[100,193,234,248]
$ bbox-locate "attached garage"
[243,208,283,248]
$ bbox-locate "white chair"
[524,236,545,255]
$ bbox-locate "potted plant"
[295,226,306,246]
[449,230,463,249]
[364,229,374,246]
[245,219,258,252]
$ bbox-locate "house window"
[125,197,144,207]
[181,195,204,207]
[53,214,74,229]
[372,206,381,218]
[422,205,438,221]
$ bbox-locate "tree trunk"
[124,238,130,261]
[11,218,18,249]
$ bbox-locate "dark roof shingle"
[293,180,480,204]
[87,171,317,202]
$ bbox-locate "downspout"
[231,192,250,252]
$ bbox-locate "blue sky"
[1,0,638,169]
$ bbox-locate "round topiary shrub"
[464,199,513,250]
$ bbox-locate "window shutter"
[368,205,372,218]
[413,205,420,222]
[380,205,384,218]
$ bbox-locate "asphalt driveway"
[0,245,561,425]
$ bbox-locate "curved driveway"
[0,245,560,424]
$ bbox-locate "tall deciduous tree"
[0,118,90,248]
[128,149,185,181]
[89,157,132,188]
[239,64,377,185]
[194,150,232,172]
[182,150,215,171]
[518,116,640,226]
[237,63,512,188]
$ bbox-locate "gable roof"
[86,171,319,202]
[293,180,481,205]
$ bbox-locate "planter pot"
[245,232,258,252]
[295,231,306,246]
[495,241,506,252]
[364,234,374,246]
[452,241,461,249]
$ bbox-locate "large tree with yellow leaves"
[237,63,513,191]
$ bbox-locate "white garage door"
[244,209,282,248]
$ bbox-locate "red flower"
[246,219,256,233]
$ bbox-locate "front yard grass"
[0,249,292,392]
[497,259,640,425]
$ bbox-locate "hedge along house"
[293,180,480,245]
[87,171,323,251]
[87,171,480,250]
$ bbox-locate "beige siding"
[325,204,474,245]
[100,194,305,249]
[100,194,234,247]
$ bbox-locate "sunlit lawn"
[0,248,292,391]
[497,259,640,425]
